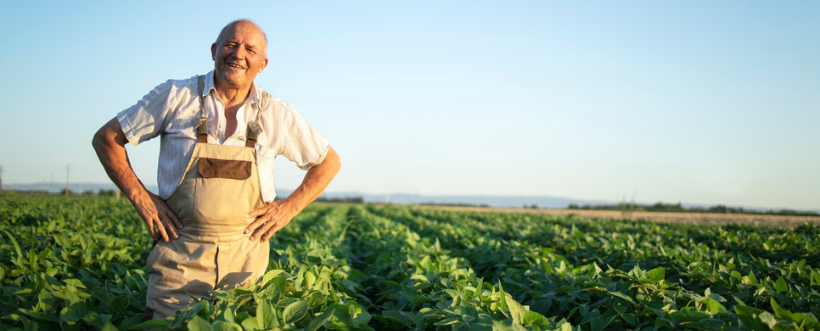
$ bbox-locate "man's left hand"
[245,146,340,243]
[245,201,300,242]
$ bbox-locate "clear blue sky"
[1,1,818,209]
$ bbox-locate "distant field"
[420,205,820,228]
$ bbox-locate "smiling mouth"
[226,62,246,70]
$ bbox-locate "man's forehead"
[227,26,261,38]
[217,20,268,47]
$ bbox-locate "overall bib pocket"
[193,159,258,226]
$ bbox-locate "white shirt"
[117,71,329,202]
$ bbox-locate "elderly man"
[92,19,340,320]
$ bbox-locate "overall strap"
[244,91,268,148]
[196,75,208,143]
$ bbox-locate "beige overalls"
[145,76,270,320]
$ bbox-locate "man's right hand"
[130,190,183,242]
[93,117,183,243]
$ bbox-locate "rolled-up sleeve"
[116,80,174,146]
[280,104,330,170]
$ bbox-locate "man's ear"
[211,43,217,60]
[259,57,269,73]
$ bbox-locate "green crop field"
[1,195,819,330]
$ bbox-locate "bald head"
[211,19,270,91]
[215,19,268,56]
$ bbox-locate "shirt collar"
[202,70,262,107]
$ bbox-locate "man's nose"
[234,45,247,59]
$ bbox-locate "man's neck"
[214,80,253,108]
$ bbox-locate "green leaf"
[88,313,113,329]
[758,312,778,328]
[257,300,279,329]
[348,302,372,327]
[2,230,23,260]
[770,298,820,328]
[622,313,636,326]
[671,309,710,323]
[774,277,787,293]
[735,305,772,330]
[498,281,507,310]
[282,299,309,325]
[606,291,636,305]
[703,298,727,314]
[305,309,335,331]
[383,310,414,327]
[260,270,285,288]
[504,294,527,325]
[579,311,600,325]
[240,317,260,331]
[127,318,172,330]
[460,306,477,323]
[187,316,215,331]
[235,312,251,324]
[444,289,461,300]
[18,309,59,322]
[436,300,454,309]
[60,306,83,323]
[410,274,429,282]
[612,303,626,315]
[590,314,616,331]
[522,311,548,326]
[304,271,317,289]
[211,321,242,331]
[435,317,459,326]
[560,321,574,331]
[647,267,665,282]
[64,279,85,288]
[748,271,758,285]
[275,297,300,308]
[262,277,283,302]
[812,269,820,286]
[223,307,235,324]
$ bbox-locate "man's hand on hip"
[131,190,183,243]
[245,201,299,242]
[244,146,340,243]
[92,117,183,243]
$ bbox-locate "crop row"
[1,195,819,330]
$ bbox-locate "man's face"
[211,21,269,90]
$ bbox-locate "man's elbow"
[92,126,116,154]
[92,118,127,153]
[92,128,105,153]
[323,147,341,175]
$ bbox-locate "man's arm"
[91,117,182,242]
[245,146,341,242]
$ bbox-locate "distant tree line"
[420,202,491,208]
[567,202,818,217]
[3,189,120,197]
[60,189,119,197]
[315,196,365,204]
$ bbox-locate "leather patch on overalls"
[198,158,252,180]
